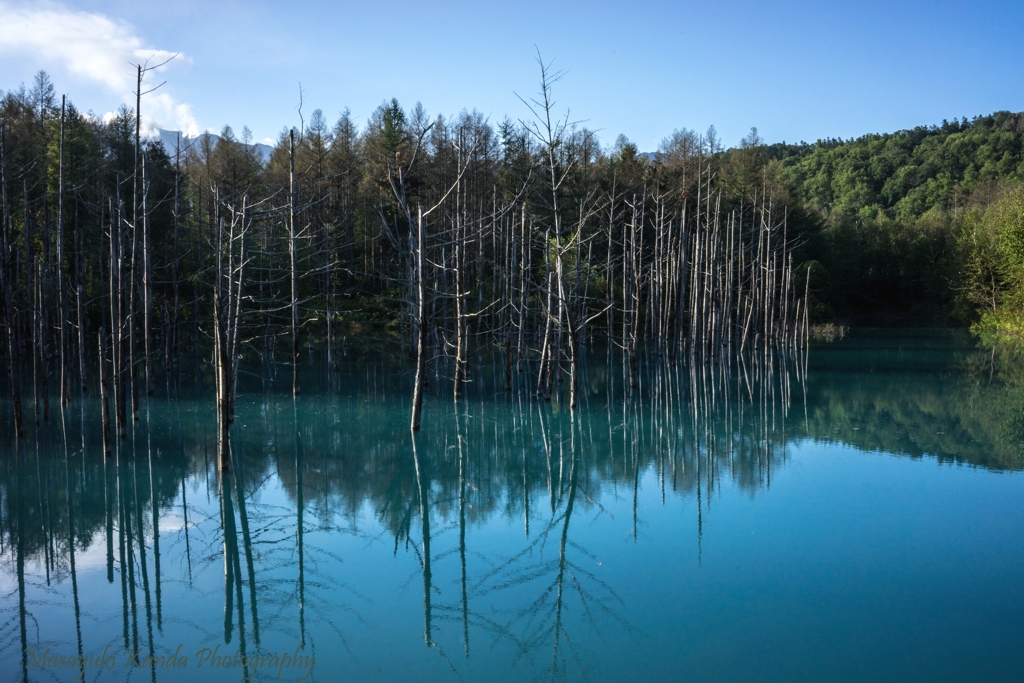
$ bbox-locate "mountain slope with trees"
[731,112,1024,324]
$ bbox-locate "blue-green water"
[1,331,1023,682]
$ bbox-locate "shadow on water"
[0,331,1021,680]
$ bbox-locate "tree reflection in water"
[0,336,1021,681]
[472,407,628,683]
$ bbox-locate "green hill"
[746,112,1024,325]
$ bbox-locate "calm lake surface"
[2,330,1023,682]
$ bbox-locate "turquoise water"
[1,331,1023,682]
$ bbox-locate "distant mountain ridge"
[154,128,273,164]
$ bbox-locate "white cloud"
[145,92,202,138]
[0,0,200,137]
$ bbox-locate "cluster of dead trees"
[0,65,812,440]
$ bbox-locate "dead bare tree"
[214,192,254,468]
[129,54,177,402]
[57,95,70,406]
[518,52,581,409]
[289,129,300,396]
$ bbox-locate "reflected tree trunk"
[147,419,162,632]
[221,468,235,643]
[294,405,306,647]
[232,447,260,646]
[117,444,130,648]
[457,412,469,657]
[63,436,86,681]
[16,451,28,683]
[104,436,114,583]
[412,433,432,646]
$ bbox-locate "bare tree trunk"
[130,65,141,420]
[214,199,229,467]
[453,214,466,400]
[170,135,181,381]
[215,193,249,466]
[289,129,300,396]
[803,266,811,348]
[326,228,334,370]
[75,194,86,394]
[26,181,40,426]
[537,255,552,399]
[76,282,85,393]
[98,328,111,455]
[228,199,247,422]
[411,207,426,431]
[111,194,127,438]
[36,259,48,422]
[58,95,70,406]
[142,153,153,395]
[516,204,530,373]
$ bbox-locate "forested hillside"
[738,112,1024,324]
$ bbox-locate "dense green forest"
[2,68,1023,437]
[742,111,1024,325]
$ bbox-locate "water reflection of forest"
[804,335,1024,471]
[0,338,1021,680]
[0,350,792,681]
[3,340,1022,582]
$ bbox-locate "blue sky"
[2,0,1022,151]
